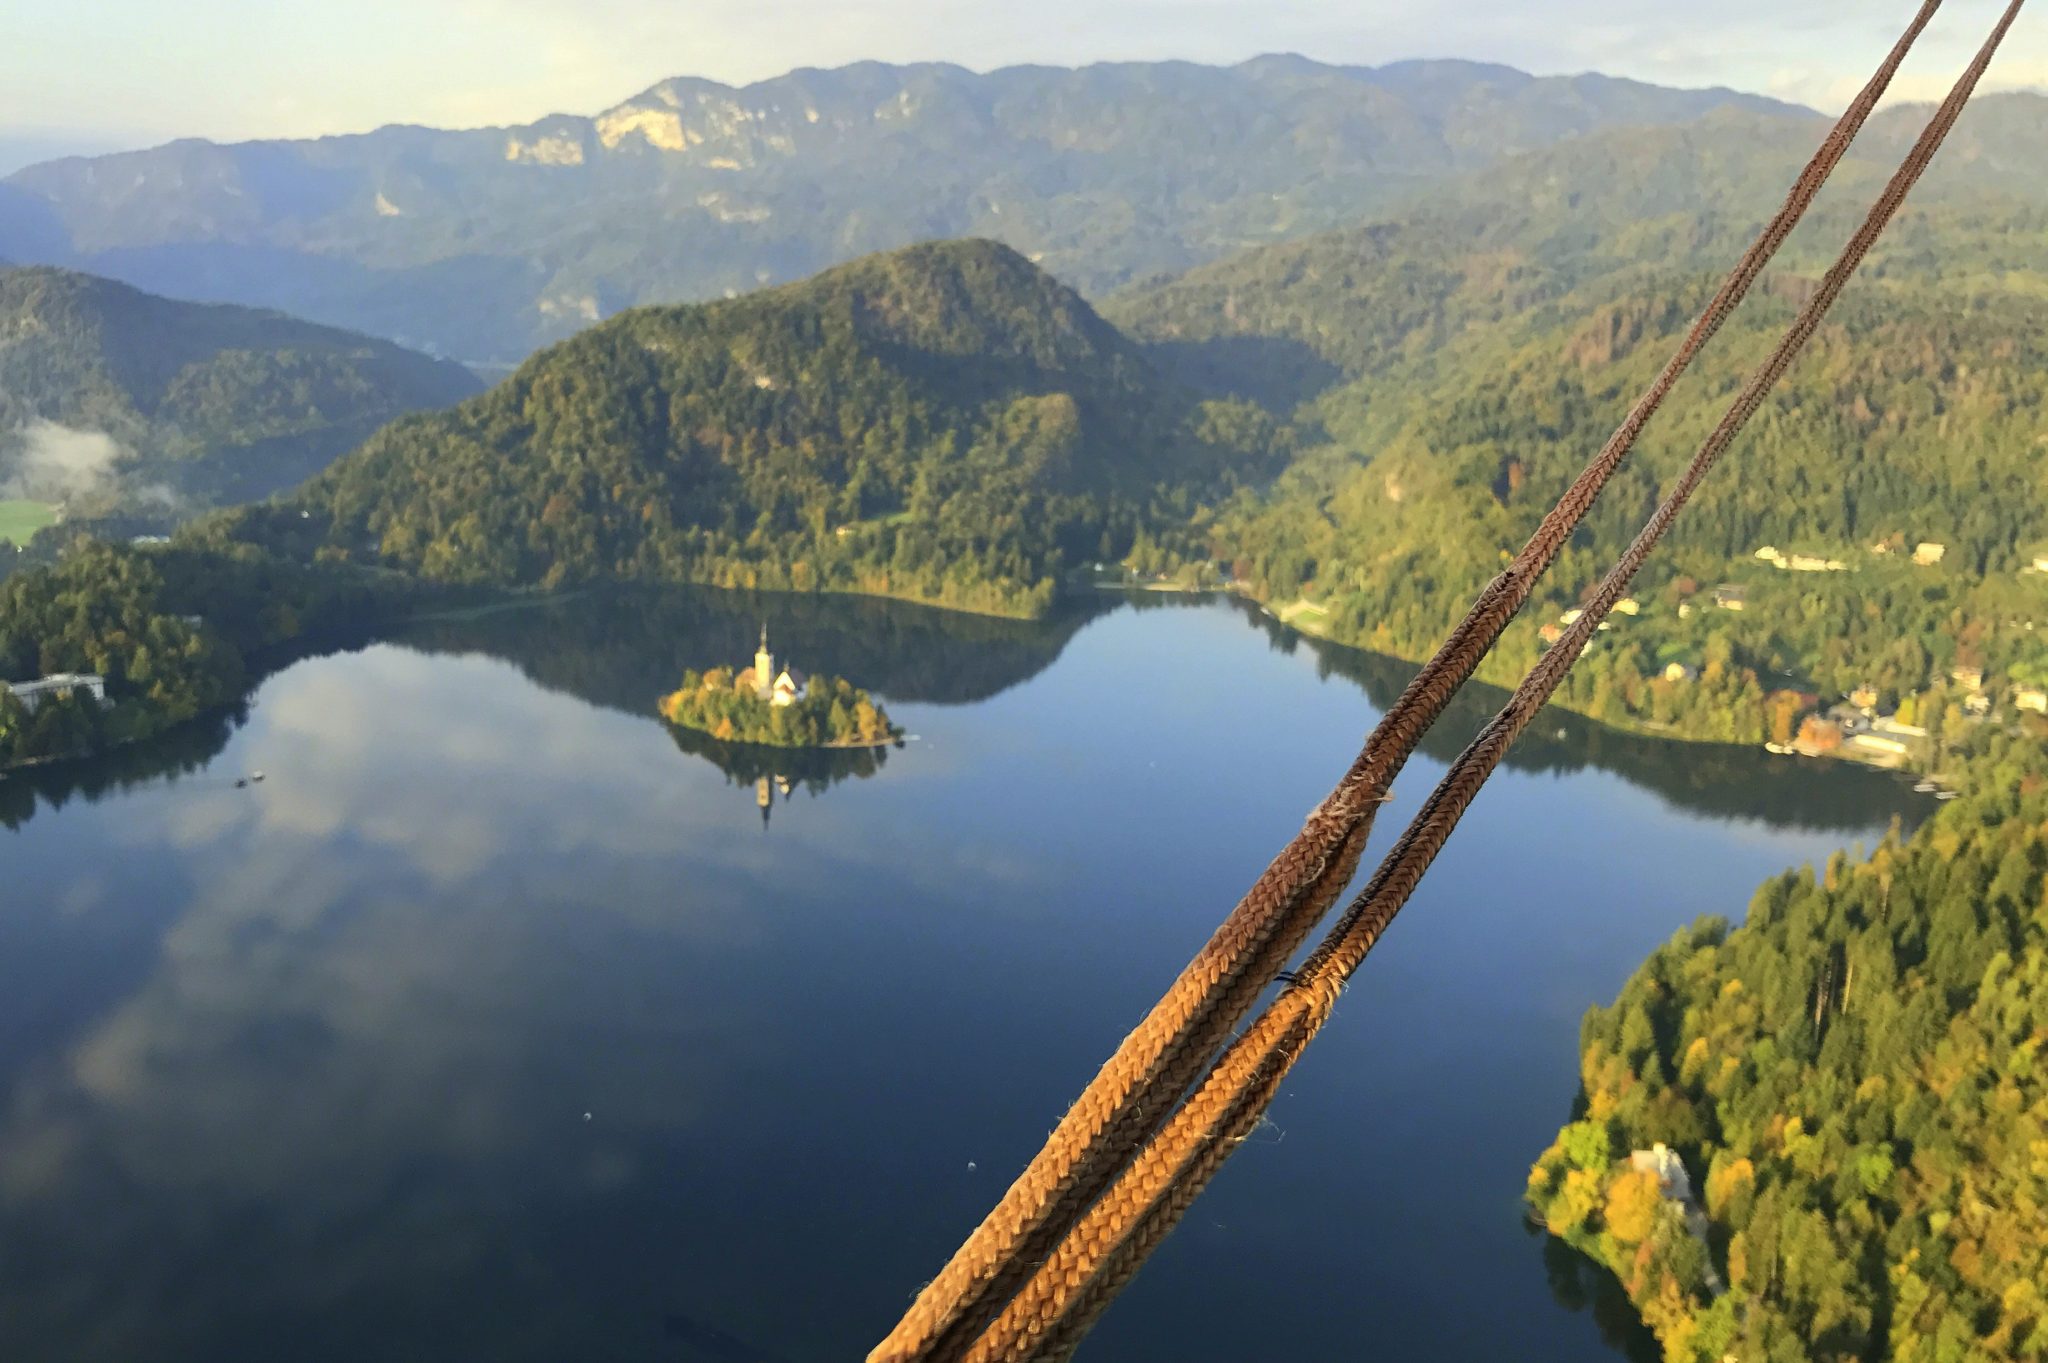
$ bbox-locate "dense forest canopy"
[1527,733,2048,1363]
[222,239,1289,617]
[0,266,479,517]
[0,540,430,768]
[1106,94,2048,397]
[1105,94,2048,746]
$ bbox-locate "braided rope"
[958,7,2026,1356]
[869,5,1947,1358]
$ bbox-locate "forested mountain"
[216,239,1286,616]
[1107,95,2048,399]
[0,266,480,515]
[1107,94,2048,743]
[1526,733,2048,1362]
[0,58,1801,361]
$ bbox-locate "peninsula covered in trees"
[1525,733,2048,1363]
[0,539,429,769]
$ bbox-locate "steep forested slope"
[221,239,1286,616]
[1107,95,2048,744]
[1108,95,2048,397]
[0,266,479,514]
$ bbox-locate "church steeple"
[754,624,775,698]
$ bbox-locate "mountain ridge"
[0,263,481,518]
[208,238,1284,616]
[0,56,1812,361]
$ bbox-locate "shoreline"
[659,721,899,752]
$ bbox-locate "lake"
[0,589,1927,1362]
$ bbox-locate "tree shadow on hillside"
[1138,335,1345,413]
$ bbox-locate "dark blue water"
[0,590,1924,1362]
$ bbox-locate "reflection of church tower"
[756,774,772,827]
[754,624,775,701]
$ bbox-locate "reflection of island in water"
[0,587,1927,837]
[399,586,1114,713]
[665,721,891,827]
[399,588,1087,824]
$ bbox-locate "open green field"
[0,499,59,548]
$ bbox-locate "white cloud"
[0,421,125,501]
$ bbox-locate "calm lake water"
[0,589,1927,1362]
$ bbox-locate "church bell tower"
[754,624,775,699]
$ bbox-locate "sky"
[2,0,2043,166]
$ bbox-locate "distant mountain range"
[0,265,480,517]
[0,57,1806,362]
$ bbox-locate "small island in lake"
[658,625,902,748]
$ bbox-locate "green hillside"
[0,265,480,518]
[216,239,1286,616]
[1106,94,2048,746]
[1527,733,2048,1362]
[0,498,56,548]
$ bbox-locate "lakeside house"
[2016,687,2048,715]
[1713,584,1746,611]
[1850,732,1914,762]
[5,673,106,715]
[1793,705,1929,767]
[1755,546,1847,573]
[1628,1144,1726,1296]
[1950,664,1986,693]
[1630,1143,1695,1203]
[1826,703,1872,736]
[734,626,808,707]
[1913,542,1947,566]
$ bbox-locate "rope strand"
[870,4,1954,1358]
[936,2,2024,1356]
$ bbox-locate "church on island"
[735,626,808,707]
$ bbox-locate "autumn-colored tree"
[1602,1168,1663,1246]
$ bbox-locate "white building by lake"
[5,673,105,714]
